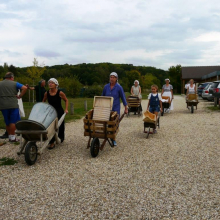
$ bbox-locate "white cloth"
[17,91,25,117]
[48,78,59,86]
[148,93,162,100]
[162,91,173,110]
[188,84,196,94]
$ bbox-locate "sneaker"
[9,139,19,143]
[112,140,117,146]
[153,129,157,134]
[0,131,8,139]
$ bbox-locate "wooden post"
[219,98,220,109]
[70,103,74,115]
[84,100,87,111]
[214,97,217,107]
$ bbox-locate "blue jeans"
[149,106,160,113]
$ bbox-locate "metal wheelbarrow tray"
[15,103,66,165]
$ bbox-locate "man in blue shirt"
[0,72,27,142]
[102,72,128,146]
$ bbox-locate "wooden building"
[181,66,220,94]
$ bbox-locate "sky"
[0,0,220,70]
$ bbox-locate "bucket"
[28,103,57,129]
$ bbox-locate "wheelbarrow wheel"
[25,142,38,165]
[191,105,194,113]
[90,138,100,158]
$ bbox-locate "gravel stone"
[0,96,220,219]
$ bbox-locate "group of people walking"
[0,71,182,148]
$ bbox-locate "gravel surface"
[1,95,220,219]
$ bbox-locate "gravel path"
[1,95,220,219]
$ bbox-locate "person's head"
[48,78,59,89]
[4,72,14,81]
[134,80,139,87]
[165,78,170,84]
[109,72,118,85]
[151,85,158,93]
[39,79,45,87]
[189,79,194,84]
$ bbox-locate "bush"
[84,85,103,97]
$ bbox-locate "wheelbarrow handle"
[119,113,125,123]
[58,113,66,128]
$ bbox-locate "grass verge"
[0,157,18,166]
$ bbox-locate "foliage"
[167,64,182,94]
[0,157,18,166]
[142,73,161,90]
[27,58,46,84]
[58,76,82,98]
[84,85,103,97]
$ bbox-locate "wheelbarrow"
[15,103,66,165]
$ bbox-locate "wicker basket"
[143,110,156,123]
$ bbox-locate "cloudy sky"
[0,0,220,70]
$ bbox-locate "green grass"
[0,98,94,129]
[207,106,220,111]
[0,157,18,166]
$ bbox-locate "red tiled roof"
[182,66,220,79]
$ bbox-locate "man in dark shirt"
[27,79,46,102]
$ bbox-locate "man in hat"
[0,72,27,142]
[102,72,128,146]
[26,79,46,102]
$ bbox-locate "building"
[181,66,220,94]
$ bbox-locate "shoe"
[9,139,19,143]
[0,131,8,139]
[48,143,55,150]
[60,139,64,143]
[153,130,157,134]
[112,140,117,146]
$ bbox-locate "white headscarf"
[134,80,139,85]
[48,78,59,88]
[165,78,170,82]
[110,72,118,78]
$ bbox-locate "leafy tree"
[168,64,181,93]
[27,58,46,85]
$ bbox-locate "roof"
[182,66,220,79]
[201,71,220,80]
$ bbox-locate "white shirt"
[148,93,162,101]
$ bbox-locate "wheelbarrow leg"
[100,139,107,150]
[17,136,28,156]
[87,137,91,149]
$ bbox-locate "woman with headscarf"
[131,80,142,99]
[161,78,174,112]
[186,79,197,108]
[130,79,142,114]
[102,72,128,146]
[42,78,69,149]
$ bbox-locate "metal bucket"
[28,103,57,129]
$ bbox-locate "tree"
[27,58,45,83]
[168,64,181,94]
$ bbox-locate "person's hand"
[160,108,163,112]
[65,110,68,114]
[16,95,21,99]
[124,107,128,114]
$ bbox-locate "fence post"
[70,103,74,115]
[214,97,217,107]
[84,100,87,111]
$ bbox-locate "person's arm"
[60,91,69,113]
[139,86,141,94]
[147,94,150,110]
[161,88,164,96]
[102,85,106,96]
[131,87,134,95]
[186,87,189,96]
[17,85,27,99]
[42,92,47,102]
[119,86,128,114]
[160,100,163,112]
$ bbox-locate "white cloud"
[1,0,220,69]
